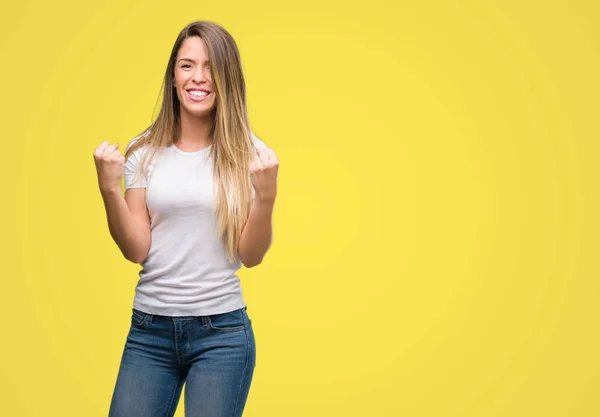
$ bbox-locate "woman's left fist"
[250,148,279,202]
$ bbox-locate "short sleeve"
[124,139,148,190]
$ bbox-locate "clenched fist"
[250,148,279,203]
[94,141,125,194]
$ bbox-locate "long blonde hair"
[125,20,255,263]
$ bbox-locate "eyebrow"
[177,58,210,64]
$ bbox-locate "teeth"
[189,91,208,97]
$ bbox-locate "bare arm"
[101,187,151,264]
[94,140,151,264]
[238,197,274,268]
[237,147,279,268]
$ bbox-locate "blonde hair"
[125,20,255,262]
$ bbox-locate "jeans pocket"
[207,308,245,332]
[131,308,147,327]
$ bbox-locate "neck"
[178,107,214,149]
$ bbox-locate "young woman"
[93,20,278,417]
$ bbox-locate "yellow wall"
[2,1,598,415]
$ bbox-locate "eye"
[181,64,192,69]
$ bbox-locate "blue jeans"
[108,306,256,417]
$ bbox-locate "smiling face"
[173,36,216,118]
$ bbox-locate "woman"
[93,20,278,417]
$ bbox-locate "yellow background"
[2,0,599,415]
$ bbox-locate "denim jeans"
[108,306,256,417]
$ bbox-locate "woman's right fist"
[94,141,126,194]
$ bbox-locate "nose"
[191,67,208,84]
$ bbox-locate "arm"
[100,187,151,264]
[238,196,275,268]
[94,140,151,264]
[237,146,279,268]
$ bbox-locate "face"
[173,36,216,117]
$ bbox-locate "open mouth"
[187,90,211,102]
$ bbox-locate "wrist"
[100,185,122,197]
[254,194,276,206]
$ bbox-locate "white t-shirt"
[123,132,268,316]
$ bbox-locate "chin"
[183,104,215,118]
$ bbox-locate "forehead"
[177,36,209,61]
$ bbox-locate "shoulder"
[250,132,268,151]
[126,130,152,155]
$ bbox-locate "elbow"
[241,258,262,269]
[123,247,150,264]
[124,252,143,264]
[240,254,264,269]
[238,239,271,268]
[112,230,151,264]
[126,255,144,264]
